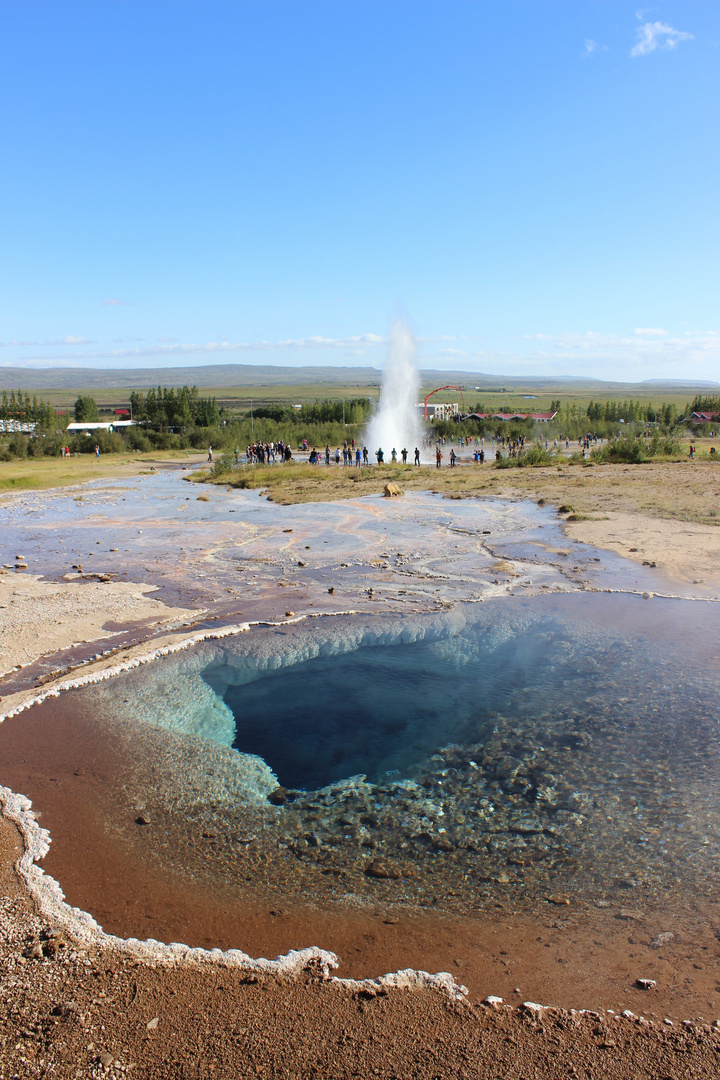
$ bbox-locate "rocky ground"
[3,889,720,1078]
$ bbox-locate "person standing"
[208,446,213,462]
[401,448,408,464]
[436,446,442,468]
[414,447,420,466]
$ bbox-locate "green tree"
[74,395,99,422]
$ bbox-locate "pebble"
[146,1017,159,1030]
[365,860,402,880]
[650,932,676,949]
[635,979,657,990]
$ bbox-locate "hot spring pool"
[5,590,718,932]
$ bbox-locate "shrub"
[211,454,235,478]
[495,445,556,469]
[592,435,647,464]
[592,432,681,464]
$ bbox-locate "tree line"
[70,386,221,428]
[585,400,678,425]
[251,397,374,425]
[1,389,58,428]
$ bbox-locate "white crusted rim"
[0,609,365,724]
[0,782,467,1000]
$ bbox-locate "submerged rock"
[365,860,402,880]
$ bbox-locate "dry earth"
[0,575,196,679]
[2,815,720,1079]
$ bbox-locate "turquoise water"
[18,592,720,915]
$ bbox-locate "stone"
[635,979,657,990]
[650,931,676,949]
[135,815,151,826]
[297,560,307,567]
[99,1052,114,1067]
[365,860,402,880]
[383,483,403,498]
[146,1017,159,1031]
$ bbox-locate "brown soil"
[2,702,720,1060]
[2,825,720,1079]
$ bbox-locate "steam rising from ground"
[366,320,423,459]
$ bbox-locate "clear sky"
[1,1,718,382]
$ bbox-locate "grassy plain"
[0,449,203,492]
[7,376,705,417]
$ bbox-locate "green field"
[4,379,709,420]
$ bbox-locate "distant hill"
[0,364,717,394]
[0,364,384,391]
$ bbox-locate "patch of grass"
[0,450,203,493]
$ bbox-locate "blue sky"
[1,1,718,381]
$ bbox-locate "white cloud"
[62,335,88,345]
[583,38,607,58]
[520,328,719,369]
[3,332,388,366]
[631,21,693,58]
[102,298,135,306]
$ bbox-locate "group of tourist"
[243,440,293,464]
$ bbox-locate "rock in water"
[383,483,403,498]
[365,860,402,880]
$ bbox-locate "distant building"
[0,420,37,434]
[65,420,135,434]
[690,411,720,423]
[462,411,558,422]
[417,402,460,421]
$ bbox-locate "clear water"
[217,612,621,791]
[74,592,720,916]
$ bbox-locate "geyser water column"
[366,319,423,457]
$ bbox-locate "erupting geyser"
[366,319,424,457]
